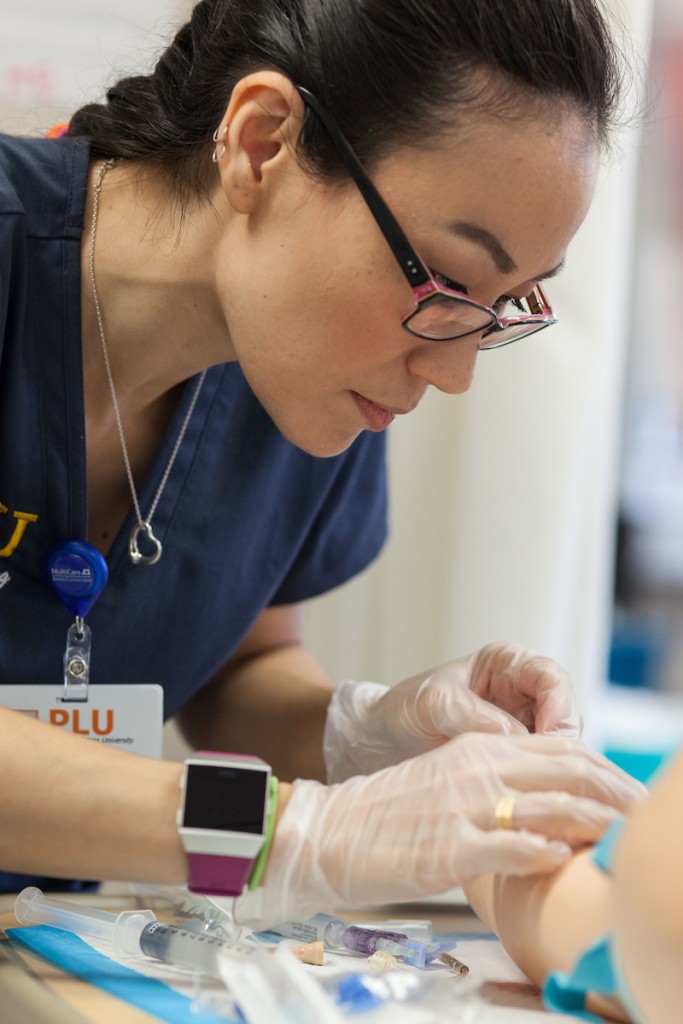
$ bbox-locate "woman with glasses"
[0,0,643,918]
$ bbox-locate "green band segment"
[247,775,279,891]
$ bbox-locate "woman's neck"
[81,159,235,414]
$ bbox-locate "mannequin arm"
[465,850,627,1021]
[465,749,683,1024]
[613,750,683,1022]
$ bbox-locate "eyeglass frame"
[295,85,557,349]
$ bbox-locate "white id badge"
[0,685,163,758]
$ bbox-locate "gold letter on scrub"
[0,505,39,557]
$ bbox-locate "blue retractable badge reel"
[46,541,108,702]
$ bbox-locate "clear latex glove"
[235,733,646,930]
[324,642,581,783]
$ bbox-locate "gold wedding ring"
[494,794,516,830]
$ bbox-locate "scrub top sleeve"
[270,431,388,604]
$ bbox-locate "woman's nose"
[405,333,481,395]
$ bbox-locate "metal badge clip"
[62,616,91,702]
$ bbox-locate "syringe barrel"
[15,887,117,941]
[15,887,156,953]
[340,925,410,956]
[138,921,229,978]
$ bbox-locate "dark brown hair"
[67,0,625,206]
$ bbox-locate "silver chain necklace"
[88,159,207,566]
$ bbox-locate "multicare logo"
[49,560,94,595]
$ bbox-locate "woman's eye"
[431,270,468,294]
[494,294,526,316]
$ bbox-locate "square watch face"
[182,763,268,833]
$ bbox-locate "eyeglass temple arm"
[527,285,552,314]
[296,86,432,289]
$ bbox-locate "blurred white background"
[614,0,683,686]
[5,0,682,770]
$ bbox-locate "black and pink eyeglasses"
[296,87,557,349]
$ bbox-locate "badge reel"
[46,541,108,702]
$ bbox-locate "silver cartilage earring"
[212,124,227,164]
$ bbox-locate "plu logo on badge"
[0,685,163,759]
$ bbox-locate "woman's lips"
[351,392,401,431]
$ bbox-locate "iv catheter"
[14,887,259,979]
[270,913,440,968]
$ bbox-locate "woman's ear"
[214,71,304,214]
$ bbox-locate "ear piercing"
[212,125,227,163]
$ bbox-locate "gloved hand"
[324,642,581,782]
[235,732,646,929]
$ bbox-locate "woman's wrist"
[274,780,292,829]
[236,777,332,929]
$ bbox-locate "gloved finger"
[493,791,622,846]
[540,717,584,739]
[458,828,572,883]
[502,734,601,758]
[516,659,577,730]
[474,644,581,736]
[468,733,647,808]
[501,749,645,812]
[416,679,529,739]
[532,675,582,736]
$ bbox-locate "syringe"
[14,886,258,979]
[269,913,438,967]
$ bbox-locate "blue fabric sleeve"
[544,936,615,1023]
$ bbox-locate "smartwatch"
[177,751,272,896]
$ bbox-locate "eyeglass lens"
[478,320,552,349]
[404,294,494,341]
[405,295,553,347]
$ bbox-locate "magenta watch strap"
[187,851,253,896]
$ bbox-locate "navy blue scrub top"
[0,134,388,891]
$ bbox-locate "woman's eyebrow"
[448,221,517,275]
[448,221,566,283]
